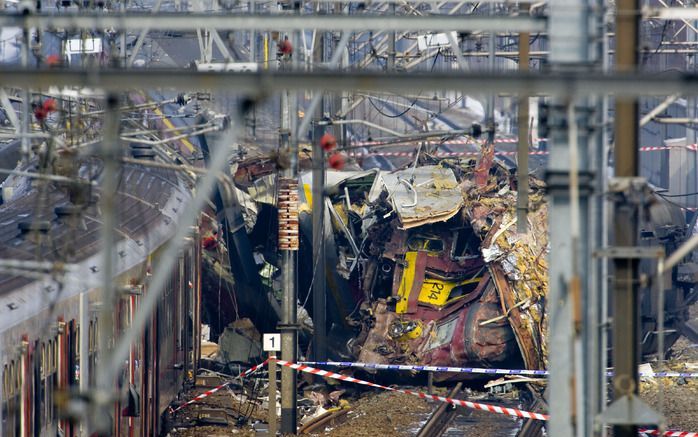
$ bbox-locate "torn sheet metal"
[352,161,549,378]
[472,192,549,369]
[368,165,464,229]
[233,155,548,380]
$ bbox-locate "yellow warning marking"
[152,106,195,153]
[264,35,269,70]
[396,251,417,314]
[303,183,312,209]
[417,277,480,307]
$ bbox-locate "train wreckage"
[199,149,695,379]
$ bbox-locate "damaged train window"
[407,235,444,253]
[447,277,482,301]
[451,228,481,260]
[418,275,482,307]
[425,316,459,351]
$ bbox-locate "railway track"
[415,383,547,437]
[415,383,465,437]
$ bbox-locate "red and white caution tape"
[342,140,698,159]
[640,430,698,437]
[346,149,550,158]
[273,359,549,421]
[300,361,698,378]
[172,359,269,413]
[172,358,698,437]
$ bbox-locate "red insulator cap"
[328,152,345,170]
[278,39,293,55]
[46,54,61,67]
[320,132,337,151]
[33,107,47,121]
[42,98,57,113]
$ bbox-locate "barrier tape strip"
[343,140,698,159]
[300,361,698,379]
[171,359,269,413]
[171,359,698,436]
[273,359,549,421]
[280,360,698,436]
[640,430,698,437]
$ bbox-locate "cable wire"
[367,48,441,119]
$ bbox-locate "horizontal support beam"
[0,12,547,33]
[644,6,698,21]
[653,117,698,123]
[6,69,698,97]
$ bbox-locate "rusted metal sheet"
[474,142,495,187]
[234,154,550,379]
[320,159,549,377]
[467,179,549,370]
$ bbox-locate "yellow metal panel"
[396,251,417,314]
[400,321,422,340]
[264,35,269,69]
[397,251,481,311]
[417,277,480,307]
[303,183,312,209]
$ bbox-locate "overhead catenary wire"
[366,48,441,119]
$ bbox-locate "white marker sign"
[263,333,281,352]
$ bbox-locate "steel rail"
[416,383,465,437]
[0,12,546,33]
[3,69,698,97]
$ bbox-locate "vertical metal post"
[268,353,278,436]
[120,1,126,65]
[20,25,30,160]
[279,20,300,432]
[486,3,496,136]
[311,126,327,362]
[95,93,121,435]
[687,19,697,207]
[79,291,89,437]
[590,7,611,436]
[311,5,327,364]
[250,0,256,62]
[612,0,640,434]
[656,256,666,427]
[516,9,530,234]
[547,0,595,433]
[279,171,298,434]
[388,1,396,71]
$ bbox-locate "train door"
[32,340,42,436]
[2,360,21,436]
[141,319,150,437]
[47,338,57,434]
[123,293,142,437]
[58,320,78,437]
[152,306,160,436]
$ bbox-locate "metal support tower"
[547,0,597,434]
[688,18,698,209]
[279,17,301,434]
[608,0,650,434]
[516,6,530,234]
[486,4,496,136]
[95,93,121,435]
[388,1,396,71]
[311,24,328,363]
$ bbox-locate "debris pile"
[293,158,550,377]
